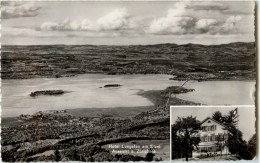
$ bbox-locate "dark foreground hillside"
[1,86,198,162]
[1,42,256,80]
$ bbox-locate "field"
[1,86,192,161]
[1,42,255,80]
[1,42,256,161]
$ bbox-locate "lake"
[1,74,255,117]
[177,80,255,105]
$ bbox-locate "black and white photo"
[1,1,256,162]
[170,106,256,161]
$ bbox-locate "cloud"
[149,14,196,35]
[97,8,130,31]
[3,26,130,39]
[148,2,243,35]
[195,19,218,33]
[148,3,196,35]
[40,8,131,32]
[41,17,98,31]
[2,27,66,38]
[222,1,254,15]
[40,17,97,31]
[221,16,242,34]
[168,2,191,16]
[2,2,41,19]
[188,2,228,11]
[6,2,247,39]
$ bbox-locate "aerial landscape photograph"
[1,1,256,162]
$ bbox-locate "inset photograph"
[170,106,256,161]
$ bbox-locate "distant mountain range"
[1,42,256,80]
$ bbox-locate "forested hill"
[1,42,255,80]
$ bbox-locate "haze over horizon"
[2,1,255,45]
[1,41,255,46]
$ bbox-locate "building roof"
[201,117,228,129]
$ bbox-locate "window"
[217,133,224,141]
[212,134,215,141]
[201,136,207,142]
[207,135,215,142]
[210,125,216,131]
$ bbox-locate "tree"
[222,108,242,155]
[72,150,80,161]
[172,116,201,161]
[212,111,223,123]
[54,149,61,162]
[172,124,184,159]
[227,129,243,154]
[237,140,252,160]
[222,108,252,159]
[223,108,239,132]
[211,108,254,160]
[247,134,256,159]
[220,108,241,155]
[145,148,155,161]
[215,134,226,158]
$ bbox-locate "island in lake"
[1,42,256,162]
[104,84,122,88]
[30,90,65,97]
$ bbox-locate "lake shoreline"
[1,41,256,161]
[2,84,200,119]
[1,72,256,82]
[1,73,255,118]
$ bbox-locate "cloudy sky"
[170,106,256,141]
[1,1,255,45]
